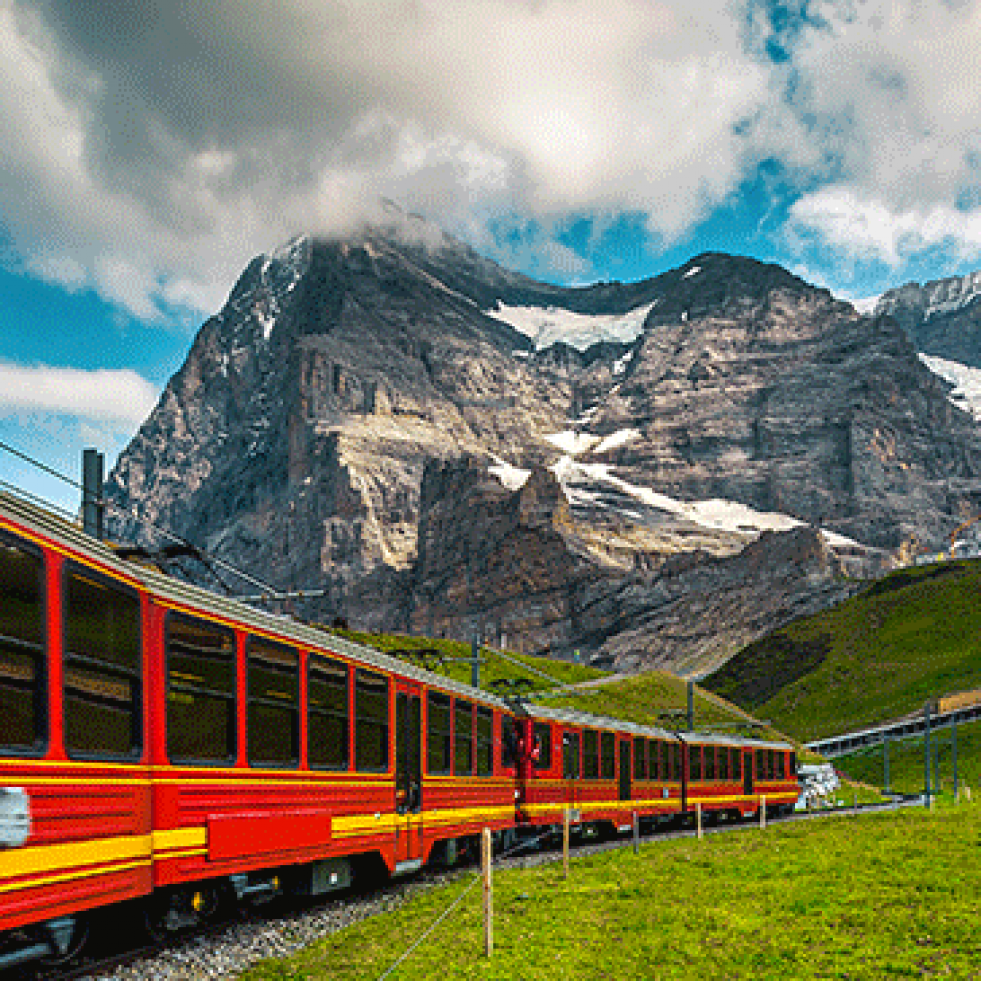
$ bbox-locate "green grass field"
[242,802,981,980]
[835,716,981,797]
[702,559,981,742]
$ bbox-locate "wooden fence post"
[562,809,570,880]
[482,828,493,957]
[633,811,639,854]
[696,802,702,840]
[760,795,766,830]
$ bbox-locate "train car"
[0,487,800,971]
[0,491,522,969]
[516,706,683,836]
[681,732,798,822]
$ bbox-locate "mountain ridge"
[105,212,981,670]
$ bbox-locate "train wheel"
[144,884,224,941]
[35,915,89,967]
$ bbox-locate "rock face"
[106,211,981,672]
[876,272,981,368]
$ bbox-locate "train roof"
[0,488,794,751]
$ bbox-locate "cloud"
[788,186,981,272]
[0,362,159,425]
[0,0,778,319]
[772,0,981,273]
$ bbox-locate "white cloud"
[0,362,159,425]
[776,1,981,273]
[788,186,981,269]
[0,0,778,321]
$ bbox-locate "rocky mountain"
[876,271,981,368]
[105,209,981,672]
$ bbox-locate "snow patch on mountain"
[920,354,981,421]
[593,429,642,455]
[489,457,531,491]
[487,301,655,352]
[545,455,862,548]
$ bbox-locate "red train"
[0,491,798,970]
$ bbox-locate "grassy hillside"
[702,559,981,742]
[543,670,781,738]
[835,717,981,796]
[325,629,780,740]
[324,627,607,692]
[243,802,981,980]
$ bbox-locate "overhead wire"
[0,438,283,597]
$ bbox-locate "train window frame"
[562,730,581,780]
[354,668,390,772]
[533,721,552,772]
[62,561,142,762]
[719,746,730,780]
[690,744,702,781]
[600,731,616,780]
[633,737,647,780]
[704,744,716,781]
[307,654,350,771]
[648,739,660,781]
[500,713,518,770]
[454,699,473,776]
[166,611,237,765]
[475,705,493,777]
[0,530,48,756]
[426,691,452,775]
[583,728,599,779]
[246,635,300,769]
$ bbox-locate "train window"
[0,532,46,753]
[690,745,702,781]
[633,738,647,780]
[583,729,599,779]
[167,613,236,763]
[533,722,552,771]
[475,706,493,776]
[454,700,473,775]
[733,748,742,780]
[775,751,785,778]
[600,732,616,780]
[704,745,716,780]
[308,656,349,769]
[427,692,452,774]
[562,731,580,779]
[247,637,299,768]
[355,669,389,771]
[789,752,797,776]
[64,565,141,759]
[646,740,657,780]
[755,750,764,780]
[500,713,518,769]
[719,747,730,780]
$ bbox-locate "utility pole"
[952,720,958,799]
[924,701,932,806]
[883,735,890,795]
[470,633,481,690]
[686,680,694,732]
[81,448,104,540]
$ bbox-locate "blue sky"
[4,0,981,515]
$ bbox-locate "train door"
[562,730,580,812]
[743,749,754,797]
[395,682,423,869]
[618,738,631,801]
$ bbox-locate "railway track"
[11,798,918,981]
